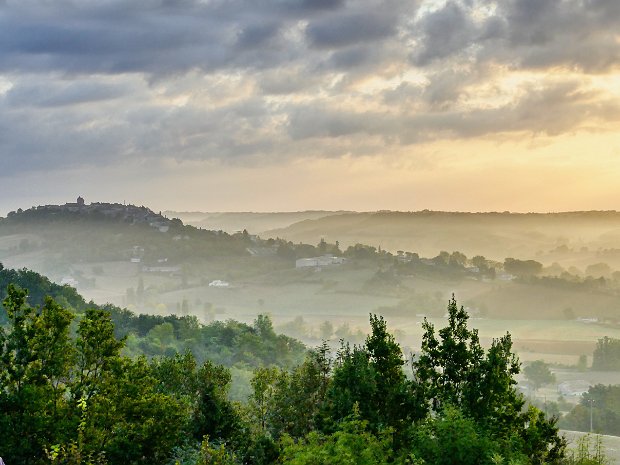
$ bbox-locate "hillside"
[3,200,620,372]
[265,210,620,267]
[165,210,352,234]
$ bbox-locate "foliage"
[524,360,556,392]
[411,296,565,462]
[592,337,620,371]
[324,314,419,443]
[0,274,572,465]
[561,384,620,436]
[410,406,508,465]
[279,411,394,465]
[504,258,543,277]
[0,284,233,465]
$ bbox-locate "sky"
[2,0,620,215]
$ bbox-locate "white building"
[295,256,346,269]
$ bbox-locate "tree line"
[0,280,572,465]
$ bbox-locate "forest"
[0,272,587,465]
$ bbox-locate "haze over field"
[173,210,620,266]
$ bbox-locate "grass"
[562,430,620,463]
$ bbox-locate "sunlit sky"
[2,0,620,215]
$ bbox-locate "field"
[562,430,620,463]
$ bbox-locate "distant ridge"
[164,210,354,234]
[261,210,620,261]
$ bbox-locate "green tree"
[592,336,620,370]
[411,296,565,462]
[411,406,503,465]
[0,285,75,464]
[325,315,419,443]
[318,321,333,340]
[249,366,280,435]
[264,342,333,439]
[524,360,556,392]
[279,410,394,465]
[73,309,125,402]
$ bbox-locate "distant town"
[10,196,177,233]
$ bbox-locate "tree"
[318,321,333,340]
[503,258,543,277]
[524,360,556,392]
[412,407,502,465]
[325,315,418,443]
[0,285,75,464]
[585,262,611,279]
[279,410,394,465]
[592,336,620,370]
[411,296,565,462]
[74,308,125,402]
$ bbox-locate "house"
[60,277,79,287]
[295,256,346,269]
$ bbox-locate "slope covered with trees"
[0,273,571,464]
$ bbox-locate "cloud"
[305,12,398,49]
[5,79,128,107]
[2,0,620,181]
[409,0,620,72]
[410,1,479,66]
[287,79,620,143]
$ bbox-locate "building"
[295,256,346,269]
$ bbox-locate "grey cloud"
[3,0,620,78]
[408,0,620,72]
[411,1,478,66]
[325,46,376,69]
[0,0,352,77]
[287,106,371,139]
[5,80,128,107]
[3,0,620,180]
[306,11,397,49]
[287,0,345,12]
[257,68,319,95]
[288,80,620,143]
[236,22,281,50]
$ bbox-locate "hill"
[264,210,620,268]
[164,210,352,234]
[3,200,620,371]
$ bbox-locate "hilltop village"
[8,196,177,233]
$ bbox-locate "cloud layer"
[1,0,620,195]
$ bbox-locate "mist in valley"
[4,202,620,449]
